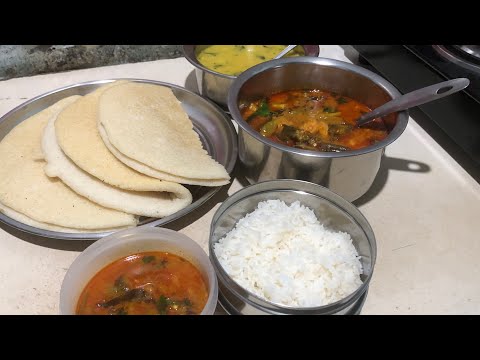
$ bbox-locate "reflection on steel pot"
[182,45,320,109]
[228,57,409,201]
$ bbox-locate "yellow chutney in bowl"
[195,45,306,76]
[183,45,319,108]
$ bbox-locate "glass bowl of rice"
[209,179,376,315]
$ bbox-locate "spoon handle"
[356,78,470,127]
[273,45,298,60]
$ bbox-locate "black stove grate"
[352,45,480,182]
[406,45,480,104]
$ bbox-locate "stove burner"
[454,45,480,60]
[433,45,480,73]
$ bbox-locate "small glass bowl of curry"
[60,227,218,315]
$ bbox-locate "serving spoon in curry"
[273,45,298,59]
[356,78,470,127]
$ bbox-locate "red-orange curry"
[76,251,208,315]
[241,89,388,152]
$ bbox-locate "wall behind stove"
[0,45,183,81]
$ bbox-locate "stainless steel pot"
[182,45,320,109]
[209,179,377,315]
[227,57,409,201]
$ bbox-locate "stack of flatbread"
[0,81,230,233]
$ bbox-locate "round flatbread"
[98,124,230,187]
[98,83,230,185]
[0,97,137,230]
[42,104,193,218]
[55,81,185,192]
[0,201,128,233]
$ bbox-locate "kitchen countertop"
[0,45,479,315]
[0,45,183,80]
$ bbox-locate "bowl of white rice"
[209,179,376,315]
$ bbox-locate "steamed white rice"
[213,200,363,307]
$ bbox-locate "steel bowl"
[183,45,320,109]
[209,179,376,315]
[227,57,409,201]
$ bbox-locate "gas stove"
[408,45,480,103]
[351,45,480,181]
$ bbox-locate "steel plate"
[0,79,238,240]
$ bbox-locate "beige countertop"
[0,46,479,315]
